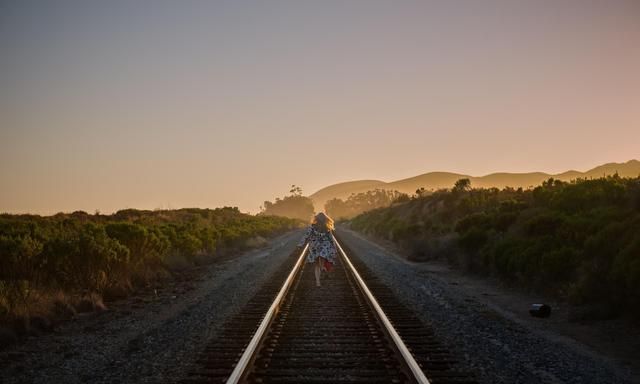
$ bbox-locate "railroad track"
[184,232,476,384]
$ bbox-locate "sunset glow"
[1,0,639,214]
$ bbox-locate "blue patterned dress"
[298,225,337,265]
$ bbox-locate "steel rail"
[225,243,309,384]
[333,234,432,384]
[225,233,431,384]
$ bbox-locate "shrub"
[349,175,640,319]
[0,208,299,332]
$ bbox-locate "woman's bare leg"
[315,258,322,287]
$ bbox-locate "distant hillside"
[310,160,640,210]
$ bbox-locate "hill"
[310,160,640,210]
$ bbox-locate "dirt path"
[0,229,304,384]
[338,228,638,384]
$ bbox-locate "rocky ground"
[0,229,304,384]
[337,228,638,384]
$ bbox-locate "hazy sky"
[1,0,639,214]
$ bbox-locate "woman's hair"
[312,212,334,232]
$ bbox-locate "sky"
[1,0,639,215]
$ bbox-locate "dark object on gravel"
[529,304,551,318]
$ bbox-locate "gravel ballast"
[337,228,635,384]
[0,229,304,384]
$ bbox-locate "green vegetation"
[310,160,640,208]
[0,207,298,336]
[350,176,640,319]
[261,185,315,221]
[324,189,409,220]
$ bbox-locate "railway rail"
[184,232,475,384]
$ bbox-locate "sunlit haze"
[2,0,639,214]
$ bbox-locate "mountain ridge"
[310,159,640,210]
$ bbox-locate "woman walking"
[298,212,338,287]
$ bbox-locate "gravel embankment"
[337,228,635,384]
[0,229,303,384]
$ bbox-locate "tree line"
[260,185,315,222]
[0,207,299,332]
[324,189,409,220]
[349,175,640,319]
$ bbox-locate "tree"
[261,186,314,221]
[324,198,351,220]
[453,178,471,193]
[324,190,406,220]
[289,185,303,196]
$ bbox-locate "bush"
[0,208,299,331]
[349,175,640,319]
